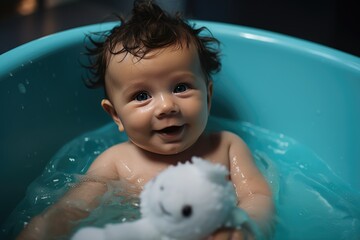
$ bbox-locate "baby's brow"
[171,72,197,80]
[121,81,148,92]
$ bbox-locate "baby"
[18,1,274,239]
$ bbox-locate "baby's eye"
[134,92,151,101]
[173,83,189,93]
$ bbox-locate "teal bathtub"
[1,21,359,237]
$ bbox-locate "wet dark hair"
[84,0,221,96]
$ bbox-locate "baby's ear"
[191,156,228,185]
[207,81,213,112]
[101,99,124,132]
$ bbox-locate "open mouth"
[156,125,185,135]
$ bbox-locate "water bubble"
[296,161,308,170]
[9,72,13,77]
[18,83,27,94]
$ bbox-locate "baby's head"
[85,0,222,155]
[85,0,221,93]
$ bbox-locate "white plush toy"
[71,157,250,240]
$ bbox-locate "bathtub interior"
[0,21,359,227]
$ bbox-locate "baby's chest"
[115,160,166,187]
[200,146,230,169]
[195,133,232,168]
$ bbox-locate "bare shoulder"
[95,142,131,160]
[86,142,132,180]
[202,131,251,168]
[215,130,253,162]
[215,130,248,148]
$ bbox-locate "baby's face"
[103,44,212,155]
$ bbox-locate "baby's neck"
[135,145,196,165]
[130,134,209,165]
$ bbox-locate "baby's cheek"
[182,98,207,117]
[124,111,151,129]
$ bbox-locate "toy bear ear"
[191,156,229,185]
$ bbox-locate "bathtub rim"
[1,20,359,79]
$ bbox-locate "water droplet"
[18,83,27,94]
[137,178,145,184]
[9,72,13,77]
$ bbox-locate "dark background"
[0,0,359,56]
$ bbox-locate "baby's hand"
[208,228,252,240]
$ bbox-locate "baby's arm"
[17,147,120,240]
[228,132,274,237]
[211,132,274,240]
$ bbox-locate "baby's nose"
[155,94,179,118]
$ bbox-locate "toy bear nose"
[182,205,192,218]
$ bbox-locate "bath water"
[2,117,359,239]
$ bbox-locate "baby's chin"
[133,141,197,157]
